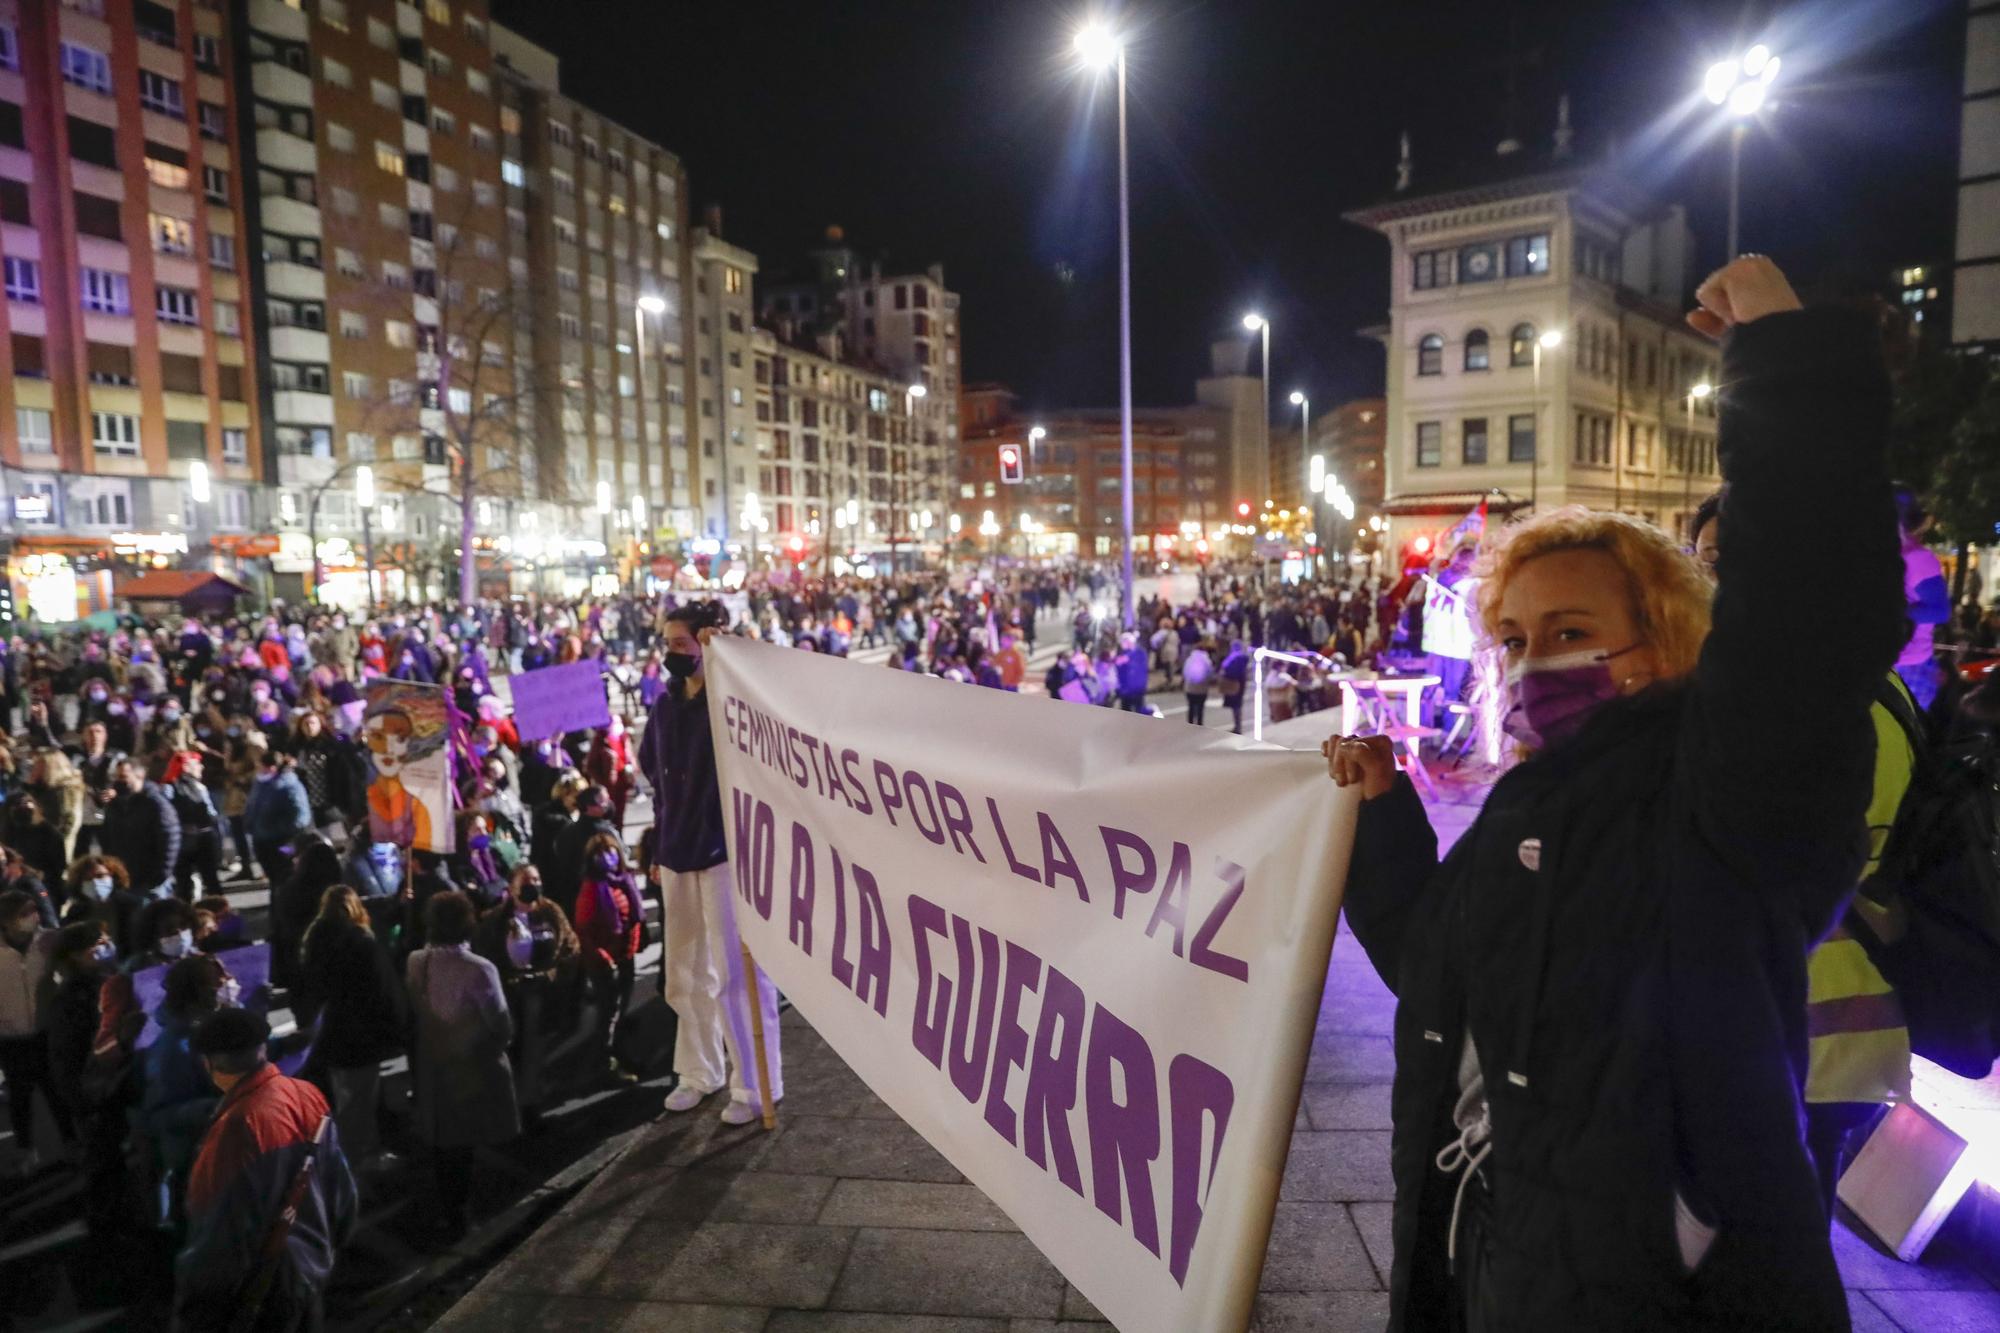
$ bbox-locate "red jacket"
[176,1063,357,1328]
[573,874,642,969]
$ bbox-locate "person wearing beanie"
[175,1006,357,1332]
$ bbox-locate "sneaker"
[662,1085,706,1113]
[718,1100,761,1127]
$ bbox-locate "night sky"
[492,0,1964,416]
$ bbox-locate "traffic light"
[785,534,806,564]
[998,444,1024,484]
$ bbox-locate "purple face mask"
[1502,644,1643,750]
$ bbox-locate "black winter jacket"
[1342,310,1905,1332]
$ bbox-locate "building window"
[1506,233,1551,278]
[374,141,404,176]
[203,166,229,204]
[3,256,39,304]
[1416,334,1443,376]
[0,24,16,72]
[1462,418,1488,466]
[340,311,367,339]
[1509,323,1538,368]
[209,232,236,269]
[60,42,112,95]
[214,302,240,336]
[79,268,131,315]
[16,407,53,455]
[1416,421,1442,467]
[426,0,451,23]
[500,158,524,187]
[84,487,133,527]
[139,70,184,117]
[470,125,494,153]
[466,67,489,96]
[385,321,414,349]
[199,102,227,142]
[91,412,140,457]
[222,428,247,464]
[1412,249,1451,290]
[150,213,194,255]
[322,57,351,88]
[1463,328,1490,371]
[144,150,188,190]
[156,287,199,326]
[1508,413,1537,464]
[1458,242,1500,284]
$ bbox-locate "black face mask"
[518,882,542,904]
[664,652,700,681]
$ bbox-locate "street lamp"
[1244,313,1272,519]
[1074,18,1135,629]
[1703,44,1781,259]
[356,464,377,610]
[1289,388,1313,572]
[1530,328,1565,513]
[1681,380,1715,533]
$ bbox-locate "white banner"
[704,638,1355,1332]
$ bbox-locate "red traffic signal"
[999,444,1024,484]
[785,534,805,555]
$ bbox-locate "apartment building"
[1346,133,1721,548]
[491,24,694,561]
[0,0,263,618]
[751,321,949,569]
[956,384,1236,560]
[241,0,526,604]
[760,229,960,513]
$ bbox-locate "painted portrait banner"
[704,637,1356,1333]
[509,660,612,743]
[360,679,453,855]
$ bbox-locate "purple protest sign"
[510,659,613,742]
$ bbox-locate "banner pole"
[741,940,778,1130]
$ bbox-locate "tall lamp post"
[1073,21,1135,630]
[1289,390,1312,572]
[1243,311,1272,538]
[1530,328,1564,513]
[1703,44,1781,260]
[595,479,612,586]
[898,382,926,575]
[1681,380,1714,535]
[356,464,377,611]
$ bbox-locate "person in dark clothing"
[4,791,69,896]
[528,771,587,893]
[45,919,128,1233]
[97,758,181,900]
[299,885,404,1168]
[548,785,617,918]
[271,838,343,997]
[60,854,143,957]
[1325,260,1905,1331]
[2,845,60,927]
[244,749,312,887]
[639,603,782,1126]
[163,751,226,903]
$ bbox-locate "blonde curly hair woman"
[1323,257,1907,1330]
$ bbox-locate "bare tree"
[332,195,577,605]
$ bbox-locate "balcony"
[277,454,335,489]
[263,261,325,302]
[267,325,329,364]
[250,61,312,109]
[260,196,320,236]
[255,127,316,174]
[273,389,334,427]
[247,0,308,41]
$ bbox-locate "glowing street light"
[1682,380,1718,525]
[595,480,612,514]
[636,293,667,315]
[355,465,377,610]
[1071,16,1135,628]
[188,460,210,504]
[1530,329,1565,514]
[1703,44,1781,259]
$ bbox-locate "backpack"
[1849,678,2000,1079]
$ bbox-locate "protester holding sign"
[640,602,783,1126]
[1325,257,1904,1329]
